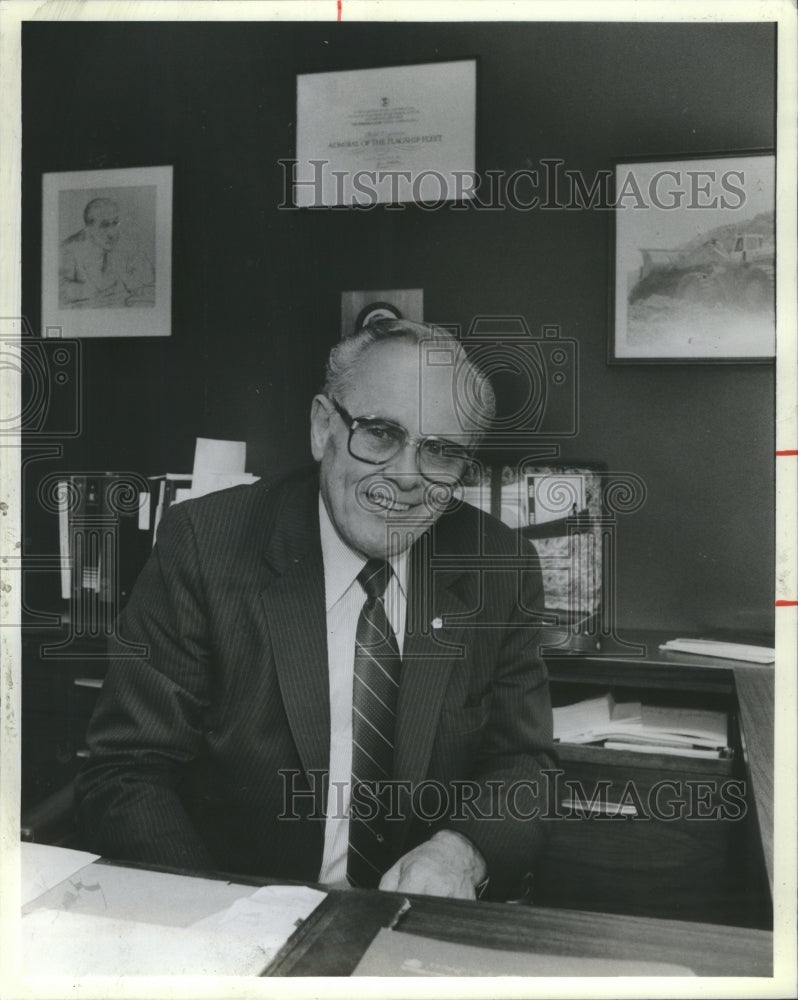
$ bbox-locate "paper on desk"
[191,884,325,938]
[659,638,775,664]
[21,842,100,906]
[23,909,273,976]
[23,885,325,977]
[352,928,696,977]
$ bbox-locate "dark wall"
[21,20,775,633]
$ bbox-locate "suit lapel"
[394,525,471,787]
[259,472,331,784]
[257,476,478,832]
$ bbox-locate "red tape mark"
[775,600,798,607]
[776,450,798,456]
[337,0,342,20]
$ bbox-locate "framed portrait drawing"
[610,152,775,363]
[42,165,173,338]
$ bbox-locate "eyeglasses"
[329,397,473,483]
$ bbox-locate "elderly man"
[76,320,555,900]
[59,196,154,308]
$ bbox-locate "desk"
[21,847,772,977]
[545,631,774,901]
[20,629,774,928]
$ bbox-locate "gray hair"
[323,318,496,435]
[84,197,119,226]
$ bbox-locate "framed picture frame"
[609,151,775,363]
[42,165,173,338]
[294,59,477,207]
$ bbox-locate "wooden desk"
[21,850,772,977]
[544,632,774,901]
[269,883,772,977]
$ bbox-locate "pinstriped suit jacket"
[76,466,555,898]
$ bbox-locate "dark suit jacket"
[76,467,555,898]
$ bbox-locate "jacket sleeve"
[75,502,216,870]
[439,543,557,900]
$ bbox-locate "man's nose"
[384,440,423,485]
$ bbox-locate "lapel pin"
[431,617,443,630]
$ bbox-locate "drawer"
[534,744,754,925]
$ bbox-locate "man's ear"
[310,395,332,461]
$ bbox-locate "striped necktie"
[347,558,402,888]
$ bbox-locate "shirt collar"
[318,495,408,611]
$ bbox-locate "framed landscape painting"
[610,152,775,363]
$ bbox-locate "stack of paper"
[142,438,260,541]
[552,693,641,744]
[658,638,774,664]
[189,437,259,499]
[553,693,728,758]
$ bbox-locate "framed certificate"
[294,59,477,207]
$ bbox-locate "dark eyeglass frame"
[328,397,473,483]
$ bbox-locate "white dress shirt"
[316,496,408,885]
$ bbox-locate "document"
[22,883,326,976]
[23,909,277,976]
[659,638,775,663]
[192,436,246,478]
[295,60,476,206]
[190,436,257,499]
[21,843,100,906]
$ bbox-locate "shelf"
[554,741,734,777]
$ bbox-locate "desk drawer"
[535,745,754,926]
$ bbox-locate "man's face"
[86,202,120,251]
[311,339,471,559]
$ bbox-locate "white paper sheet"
[23,909,275,976]
[137,490,150,530]
[21,842,100,906]
[22,878,326,976]
[192,437,246,478]
[191,884,325,940]
[659,638,775,663]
